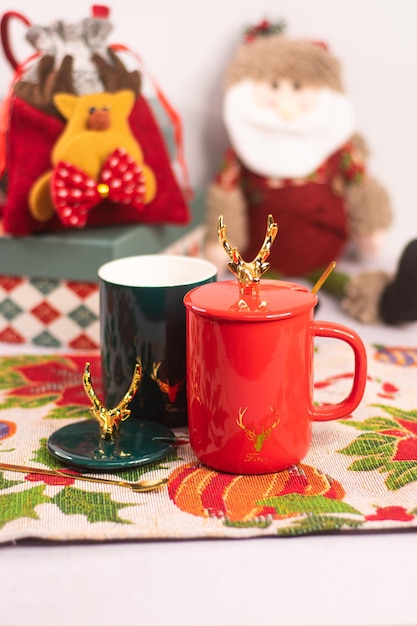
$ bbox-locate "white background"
[1,2,417,626]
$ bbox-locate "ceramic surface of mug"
[184,279,367,474]
[99,254,217,427]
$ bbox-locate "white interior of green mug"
[98,254,217,288]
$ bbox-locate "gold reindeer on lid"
[83,361,142,441]
[218,213,278,296]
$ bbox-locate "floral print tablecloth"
[1,342,417,543]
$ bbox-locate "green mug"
[98,254,217,427]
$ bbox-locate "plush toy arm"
[345,174,393,259]
[342,133,393,259]
[350,132,370,161]
[204,182,248,274]
[29,170,55,221]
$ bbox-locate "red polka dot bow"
[51,148,146,227]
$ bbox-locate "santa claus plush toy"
[205,21,417,325]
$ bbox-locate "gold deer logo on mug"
[151,362,184,404]
[236,407,280,452]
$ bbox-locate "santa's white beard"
[223,80,355,179]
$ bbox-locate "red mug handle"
[0,11,32,70]
[310,321,367,422]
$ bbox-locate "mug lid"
[184,279,317,320]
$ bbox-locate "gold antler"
[236,408,255,442]
[83,361,142,441]
[218,214,278,295]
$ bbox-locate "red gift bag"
[0,6,191,235]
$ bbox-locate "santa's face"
[223,78,355,178]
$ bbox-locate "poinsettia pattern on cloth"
[0,343,417,542]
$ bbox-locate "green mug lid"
[47,418,176,470]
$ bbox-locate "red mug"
[184,279,367,474]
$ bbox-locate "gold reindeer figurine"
[83,361,142,441]
[218,213,278,296]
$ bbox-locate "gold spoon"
[311,261,337,295]
[0,462,168,493]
